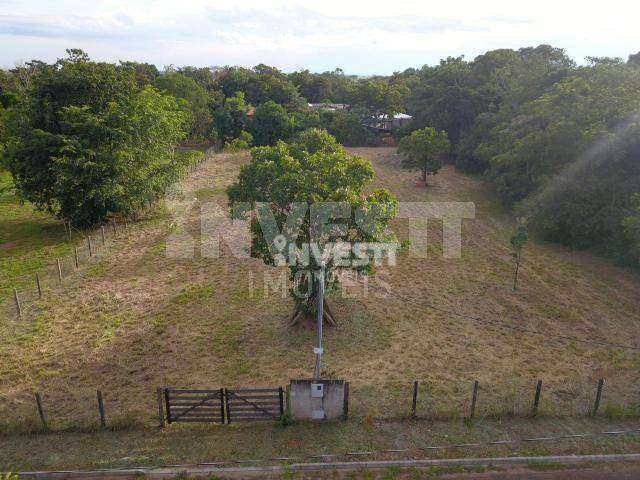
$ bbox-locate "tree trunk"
[421,164,427,184]
[288,294,336,327]
[513,255,520,291]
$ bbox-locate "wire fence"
[0,152,209,320]
[1,375,638,435]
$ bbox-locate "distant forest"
[1,45,639,266]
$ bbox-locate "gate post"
[164,388,172,424]
[279,387,284,416]
[219,388,226,424]
[224,388,231,423]
[156,387,165,428]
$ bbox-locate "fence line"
[6,376,631,435]
[1,152,209,319]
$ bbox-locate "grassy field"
[1,147,639,436]
[0,169,73,305]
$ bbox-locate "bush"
[224,130,253,152]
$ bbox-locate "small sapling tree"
[510,217,529,290]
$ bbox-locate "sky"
[0,0,639,75]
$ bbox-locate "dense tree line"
[396,45,640,267]
[1,46,638,266]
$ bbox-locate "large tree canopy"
[155,72,213,140]
[4,50,197,227]
[250,100,294,146]
[227,129,397,323]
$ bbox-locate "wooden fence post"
[35,392,48,430]
[470,380,479,419]
[219,388,226,425]
[278,386,284,418]
[74,247,79,268]
[13,288,21,316]
[532,380,542,417]
[97,390,106,428]
[411,380,419,417]
[592,379,604,417]
[164,388,171,424]
[156,387,165,428]
[36,273,42,298]
[112,218,117,237]
[87,236,93,257]
[343,382,350,421]
[101,226,106,245]
[57,259,63,285]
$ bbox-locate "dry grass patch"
[0,148,639,431]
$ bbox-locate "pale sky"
[1,0,638,74]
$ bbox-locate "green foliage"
[397,127,450,184]
[324,110,376,147]
[623,195,640,265]
[355,79,409,117]
[224,130,253,152]
[510,216,528,292]
[250,100,294,146]
[155,72,212,140]
[213,91,251,142]
[119,61,159,87]
[217,65,303,107]
[4,51,194,227]
[227,129,397,311]
[510,217,529,253]
[398,44,639,267]
[289,69,335,102]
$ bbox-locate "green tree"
[510,217,529,290]
[397,127,451,184]
[119,61,159,87]
[324,110,375,146]
[224,130,253,152]
[5,52,195,227]
[250,100,294,145]
[155,72,212,140]
[213,91,251,142]
[356,79,408,119]
[227,129,397,325]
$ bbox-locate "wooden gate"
[164,388,225,424]
[225,387,284,422]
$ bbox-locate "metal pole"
[314,267,325,379]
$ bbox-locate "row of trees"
[0,50,410,228]
[395,46,640,267]
[124,63,408,147]
[2,46,638,266]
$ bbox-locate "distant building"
[307,103,351,111]
[376,113,413,130]
[362,113,413,146]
